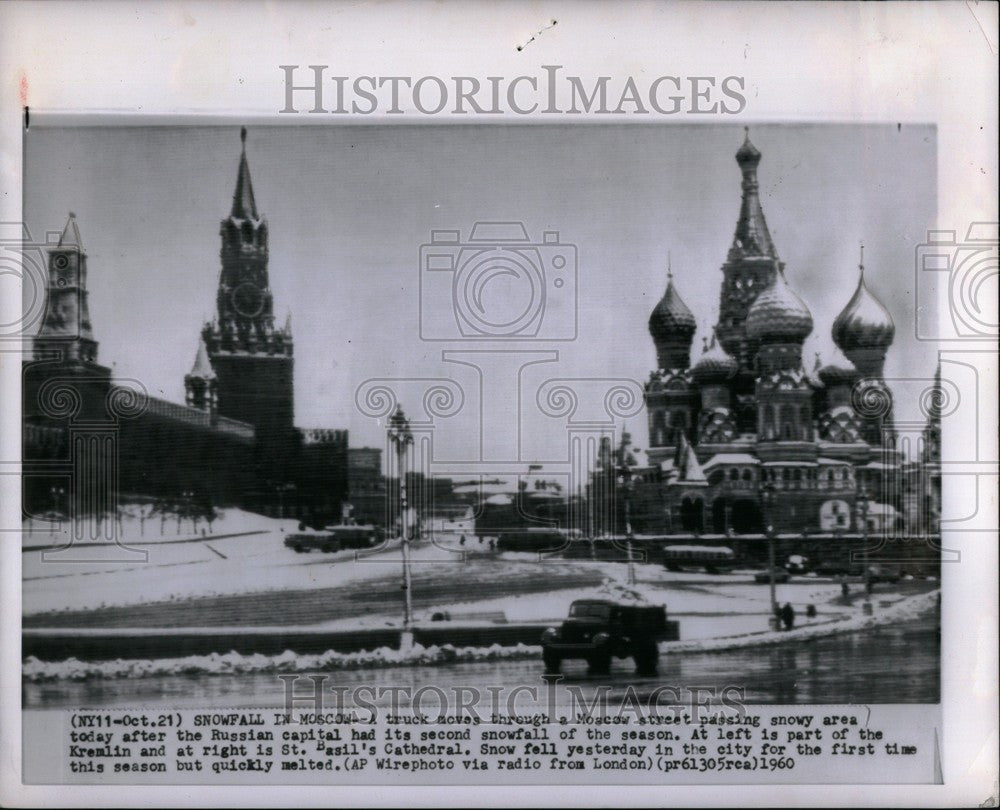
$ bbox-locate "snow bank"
[663,589,939,654]
[23,590,938,682]
[22,642,540,683]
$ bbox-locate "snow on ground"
[22,509,457,615]
[21,589,939,682]
[23,507,932,648]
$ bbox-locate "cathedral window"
[729,468,739,482]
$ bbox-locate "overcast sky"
[25,123,936,471]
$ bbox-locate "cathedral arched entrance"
[731,499,763,534]
[712,499,728,534]
[680,496,704,533]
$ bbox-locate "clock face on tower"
[231,281,264,318]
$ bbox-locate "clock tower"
[200,129,294,447]
[34,214,99,364]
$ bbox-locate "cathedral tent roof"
[731,129,777,259]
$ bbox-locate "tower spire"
[730,128,776,259]
[231,127,259,220]
[58,212,83,249]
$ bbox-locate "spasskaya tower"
[200,128,294,448]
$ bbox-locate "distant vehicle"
[284,524,383,554]
[661,544,737,574]
[325,523,383,549]
[867,564,901,584]
[785,554,810,574]
[540,598,676,676]
[496,527,568,553]
[754,567,790,584]
[284,529,339,554]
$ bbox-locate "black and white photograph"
[2,1,997,806]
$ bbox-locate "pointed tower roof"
[57,212,83,249]
[730,128,776,259]
[230,127,259,221]
[187,338,216,380]
[675,433,707,484]
[832,249,895,351]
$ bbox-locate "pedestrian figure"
[806,603,817,619]
[780,602,795,630]
[459,534,466,546]
[841,581,850,599]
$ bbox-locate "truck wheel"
[542,648,561,674]
[587,653,611,675]
[634,643,659,675]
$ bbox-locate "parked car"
[754,567,790,584]
[284,530,340,553]
[540,598,675,676]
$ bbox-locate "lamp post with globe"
[388,405,415,640]
[761,481,780,629]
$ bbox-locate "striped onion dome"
[746,269,813,342]
[691,334,738,384]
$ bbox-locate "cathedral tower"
[645,261,699,461]
[201,128,294,446]
[714,129,783,372]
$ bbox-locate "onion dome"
[746,269,813,342]
[735,128,762,167]
[648,266,696,343]
[817,344,858,386]
[691,334,738,384]
[832,263,895,352]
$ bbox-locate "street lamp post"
[858,485,873,615]
[615,435,638,587]
[388,406,415,643]
[761,482,779,629]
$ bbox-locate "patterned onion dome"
[746,270,813,342]
[691,335,738,384]
[648,277,697,342]
[832,270,895,351]
[818,344,858,386]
